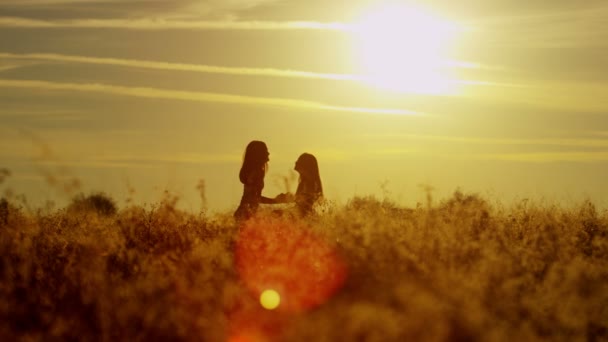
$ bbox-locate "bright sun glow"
[352,3,462,95]
[259,289,281,310]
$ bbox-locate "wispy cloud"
[370,134,608,148]
[468,4,608,48]
[95,152,240,165]
[358,146,608,163]
[0,0,282,19]
[31,152,241,169]
[473,152,608,163]
[0,0,127,4]
[0,79,420,116]
[0,52,489,93]
[2,112,88,123]
[0,52,360,81]
[0,128,249,169]
[461,80,608,112]
[0,59,40,73]
[281,145,608,164]
[0,16,348,30]
[359,134,608,162]
[0,64,23,72]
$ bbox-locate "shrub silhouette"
[0,198,8,225]
[68,192,117,216]
[1,191,607,341]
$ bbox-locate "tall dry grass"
[1,190,607,341]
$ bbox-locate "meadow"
[1,189,607,341]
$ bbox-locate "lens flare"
[228,216,348,341]
[235,216,348,313]
[259,289,281,310]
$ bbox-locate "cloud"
[0,52,360,81]
[0,0,283,20]
[0,0,125,3]
[0,64,24,72]
[31,152,241,168]
[356,134,608,163]
[473,152,608,163]
[277,144,606,164]
[362,146,608,163]
[0,132,240,168]
[467,4,608,48]
[460,80,608,113]
[0,59,40,73]
[2,112,88,123]
[95,152,240,165]
[371,134,608,149]
[0,16,348,30]
[0,79,420,116]
[0,53,486,94]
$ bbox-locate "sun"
[351,3,462,95]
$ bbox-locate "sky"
[1,0,608,213]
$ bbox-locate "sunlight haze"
[1,0,608,212]
[352,3,463,95]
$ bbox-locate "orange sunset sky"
[1,0,608,212]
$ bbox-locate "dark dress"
[234,169,264,220]
[295,180,322,216]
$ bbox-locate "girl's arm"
[261,193,294,204]
[260,196,277,204]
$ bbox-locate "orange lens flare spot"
[235,217,348,313]
[259,289,281,310]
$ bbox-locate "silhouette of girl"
[294,153,323,216]
[234,140,281,220]
[276,153,323,217]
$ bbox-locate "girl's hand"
[275,193,294,203]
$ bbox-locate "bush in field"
[0,190,607,341]
[0,198,23,226]
[0,198,8,225]
[68,192,117,216]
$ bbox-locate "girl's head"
[294,153,317,176]
[295,153,323,194]
[239,141,269,184]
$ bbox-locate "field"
[1,190,607,341]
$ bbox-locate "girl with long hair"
[234,140,281,220]
[275,153,323,217]
[293,153,323,216]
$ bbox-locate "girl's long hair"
[296,153,323,197]
[239,141,269,184]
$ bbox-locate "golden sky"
[1,0,608,211]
